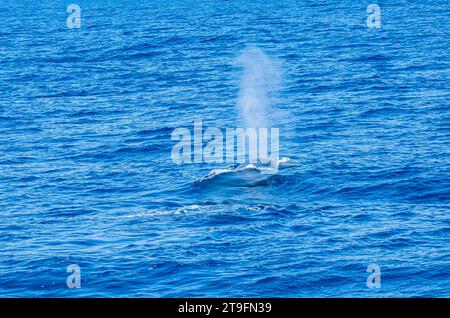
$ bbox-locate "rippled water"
[0,0,449,297]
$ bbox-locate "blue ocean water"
[0,0,449,297]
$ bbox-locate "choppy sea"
[0,0,449,297]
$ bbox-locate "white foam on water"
[199,157,293,183]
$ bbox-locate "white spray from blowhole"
[235,46,282,131]
[234,46,285,169]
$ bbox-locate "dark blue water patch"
[134,127,174,138]
[0,0,449,297]
[113,144,169,155]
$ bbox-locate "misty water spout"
[236,46,281,130]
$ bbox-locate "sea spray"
[235,46,282,165]
[171,47,284,169]
[235,46,282,130]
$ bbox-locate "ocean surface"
[0,0,449,297]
